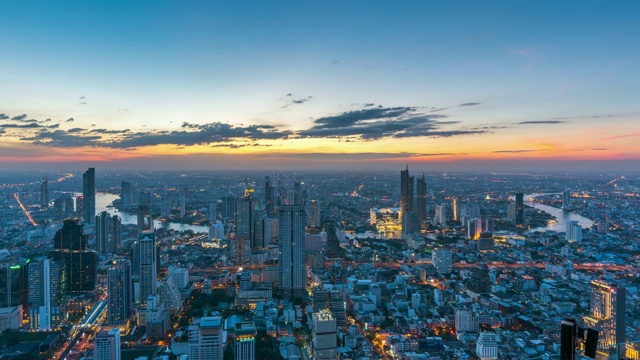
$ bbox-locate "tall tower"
[307,200,321,228]
[312,309,338,360]
[138,231,157,305]
[107,259,132,333]
[121,181,132,206]
[264,176,275,218]
[50,219,97,293]
[236,188,257,248]
[96,211,110,254]
[0,260,29,319]
[562,188,571,210]
[234,321,256,360]
[94,328,121,360]
[278,205,306,299]
[137,205,153,237]
[416,175,427,228]
[400,166,415,236]
[110,215,121,253]
[584,281,626,349]
[515,192,524,226]
[40,177,48,209]
[82,167,95,224]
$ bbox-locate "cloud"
[89,129,130,134]
[67,128,85,133]
[257,152,463,160]
[0,114,8,120]
[591,148,608,151]
[518,120,565,125]
[459,102,481,107]
[66,118,74,122]
[79,102,87,105]
[11,114,27,121]
[47,124,60,129]
[20,130,102,147]
[0,123,42,129]
[364,103,375,107]
[0,129,5,134]
[493,149,538,153]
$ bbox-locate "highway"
[57,298,107,360]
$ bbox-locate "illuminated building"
[96,211,110,254]
[278,205,306,299]
[515,192,524,225]
[236,187,257,247]
[467,218,483,240]
[369,207,401,232]
[312,309,338,360]
[452,197,458,221]
[146,294,170,339]
[562,188,571,210]
[94,328,121,360]
[0,261,28,314]
[566,220,582,243]
[584,280,626,349]
[139,231,157,305]
[476,332,498,360]
[50,219,97,293]
[307,199,321,228]
[82,167,95,224]
[435,203,448,227]
[107,259,132,333]
[313,286,346,327]
[28,258,65,330]
[234,321,256,360]
[264,176,276,218]
[416,175,427,228]
[400,166,416,236]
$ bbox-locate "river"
[95,193,209,233]
[524,193,594,233]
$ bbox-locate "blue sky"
[0,1,639,170]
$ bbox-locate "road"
[57,298,107,360]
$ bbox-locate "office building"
[137,205,153,237]
[139,231,157,305]
[467,218,483,240]
[566,220,582,243]
[82,167,95,224]
[400,166,415,236]
[50,219,97,293]
[28,258,65,330]
[307,200,321,228]
[221,196,237,219]
[468,263,491,294]
[312,309,338,360]
[264,176,276,218]
[432,250,452,274]
[168,266,189,290]
[562,188,571,210]
[189,316,224,360]
[94,328,121,360]
[40,177,48,209]
[110,215,121,253]
[584,281,626,349]
[209,202,217,223]
[96,211,110,254]
[0,261,28,313]
[254,216,277,248]
[236,188,257,248]
[121,181,132,206]
[515,192,524,225]
[435,203,448,227]
[180,188,187,216]
[313,286,346,327]
[107,259,132,333]
[146,294,170,339]
[476,332,498,360]
[278,205,306,299]
[234,321,256,360]
[416,175,427,228]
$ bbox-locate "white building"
[189,317,225,360]
[566,220,582,243]
[169,266,189,289]
[234,321,256,360]
[312,309,338,360]
[476,332,498,360]
[94,328,121,360]
[432,250,452,274]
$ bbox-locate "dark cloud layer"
[519,120,565,124]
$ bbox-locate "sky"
[1,1,639,172]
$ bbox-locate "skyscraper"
[28,258,65,330]
[400,166,415,236]
[476,332,498,360]
[40,177,48,209]
[236,188,257,248]
[562,188,571,210]
[209,202,217,223]
[264,176,275,218]
[566,220,582,243]
[307,200,321,228]
[0,261,29,316]
[82,167,96,224]
[137,205,153,237]
[50,219,97,293]
[139,231,157,305]
[584,281,626,349]
[416,175,427,228]
[234,321,256,360]
[96,211,110,254]
[121,181,132,206]
[278,205,306,299]
[107,259,132,333]
[189,316,224,360]
[468,263,491,294]
[110,215,121,253]
[312,309,338,360]
[94,328,121,360]
[515,192,524,226]
[432,250,452,274]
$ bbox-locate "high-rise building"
[467,218,483,240]
[40,177,48,209]
[468,263,491,294]
[236,188,257,248]
[278,205,306,299]
[94,328,121,360]
[562,188,571,210]
[146,294,170,339]
[82,167,96,224]
[515,192,524,226]
[137,205,153,237]
[476,332,498,360]
[107,259,132,333]
[400,166,415,236]
[139,231,157,305]
[234,321,256,360]
[0,261,29,319]
[209,202,217,223]
[50,219,97,293]
[96,211,110,254]
[312,309,338,360]
[566,220,582,243]
[264,176,275,218]
[452,197,458,221]
[307,200,321,228]
[432,250,452,274]
[168,266,189,290]
[189,316,224,360]
[416,175,427,228]
[28,259,65,330]
[434,203,448,227]
[313,286,346,327]
[121,181,132,206]
[110,215,121,253]
[180,188,187,216]
[584,281,626,349]
[221,196,237,219]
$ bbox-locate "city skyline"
[1,1,639,171]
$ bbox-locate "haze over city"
[1,1,639,171]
